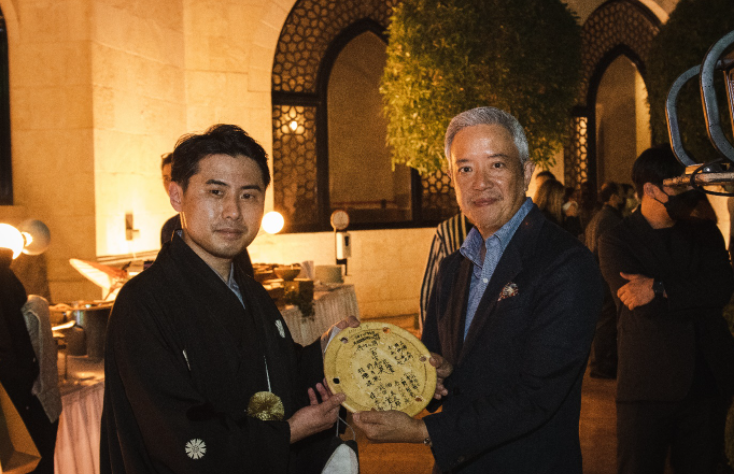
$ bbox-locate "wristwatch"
[652,278,665,297]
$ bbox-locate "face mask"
[658,188,704,221]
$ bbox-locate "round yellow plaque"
[324,322,437,417]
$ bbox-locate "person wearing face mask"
[598,146,734,474]
[585,181,625,379]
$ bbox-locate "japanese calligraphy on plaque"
[324,322,437,417]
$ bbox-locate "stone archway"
[270,0,398,231]
[564,0,661,196]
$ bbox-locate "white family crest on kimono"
[185,438,206,460]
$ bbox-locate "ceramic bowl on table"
[273,265,301,281]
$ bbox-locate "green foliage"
[284,287,314,317]
[380,0,582,174]
[646,0,734,162]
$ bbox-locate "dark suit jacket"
[585,204,623,258]
[422,206,603,474]
[598,211,734,402]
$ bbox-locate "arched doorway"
[592,49,651,188]
[564,0,660,202]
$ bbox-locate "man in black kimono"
[101,124,353,474]
[598,146,734,474]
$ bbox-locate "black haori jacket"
[100,235,329,474]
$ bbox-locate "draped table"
[54,357,104,474]
[279,284,360,345]
[52,283,359,473]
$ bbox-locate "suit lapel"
[456,208,541,365]
[459,241,524,365]
[439,257,472,367]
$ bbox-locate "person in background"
[533,170,556,196]
[620,183,638,217]
[598,146,734,474]
[578,180,600,230]
[562,186,584,239]
[419,213,474,332]
[585,181,625,379]
[0,249,61,474]
[160,151,255,277]
[101,124,358,474]
[536,179,583,237]
[160,152,181,246]
[535,179,565,226]
[353,106,602,473]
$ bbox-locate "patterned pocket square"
[498,282,519,301]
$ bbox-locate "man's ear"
[169,182,184,212]
[522,160,536,191]
[642,182,657,199]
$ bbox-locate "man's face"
[169,154,265,270]
[449,124,535,239]
[162,163,172,196]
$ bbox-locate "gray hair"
[444,106,530,165]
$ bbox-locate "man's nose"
[222,195,242,219]
[472,167,494,189]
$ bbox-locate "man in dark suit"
[585,181,625,379]
[353,106,603,473]
[598,146,734,474]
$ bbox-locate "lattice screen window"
[564,116,589,192]
[272,105,318,229]
[271,0,459,231]
[421,170,460,222]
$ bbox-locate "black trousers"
[616,395,728,474]
[589,283,617,377]
[21,395,59,474]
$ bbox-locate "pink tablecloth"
[55,382,104,474]
[54,358,104,474]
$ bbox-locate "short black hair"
[171,124,270,191]
[599,182,620,204]
[160,152,172,170]
[631,146,684,197]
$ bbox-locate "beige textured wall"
[0,0,99,302]
[92,0,186,258]
[635,70,652,158]
[596,56,637,187]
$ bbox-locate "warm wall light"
[262,211,285,234]
[0,223,24,259]
[19,219,51,255]
[289,120,298,132]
